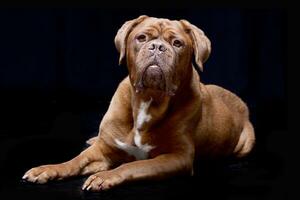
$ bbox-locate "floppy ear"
[180,20,211,71]
[114,15,149,65]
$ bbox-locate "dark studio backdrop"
[0,6,287,200]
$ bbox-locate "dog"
[22,15,255,191]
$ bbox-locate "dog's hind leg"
[233,121,256,158]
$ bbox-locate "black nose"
[148,41,167,52]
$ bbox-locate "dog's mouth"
[134,62,169,93]
[134,64,177,96]
[142,64,165,90]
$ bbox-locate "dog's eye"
[172,39,183,48]
[136,34,147,43]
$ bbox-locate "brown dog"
[22,15,255,191]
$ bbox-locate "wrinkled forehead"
[132,17,187,36]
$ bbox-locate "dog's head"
[115,15,211,95]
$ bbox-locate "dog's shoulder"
[204,84,235,99]
[108,76,132,108]
[115,76,131,96]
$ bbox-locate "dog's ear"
[114,15,149,66]
[180,20,211,72]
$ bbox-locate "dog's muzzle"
[134,40,177,95]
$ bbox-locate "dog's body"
[23,16,255,191]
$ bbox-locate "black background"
[0,3,288,200]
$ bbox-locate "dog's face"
[115,16,211,95]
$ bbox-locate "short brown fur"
[23,16,255,191]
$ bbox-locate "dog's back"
[206,84,249,120]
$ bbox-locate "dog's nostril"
[149,44,156,50]
[159,45,166,52]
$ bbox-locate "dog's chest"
[115,99,155,160]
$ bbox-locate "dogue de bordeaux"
[23,15,255,191]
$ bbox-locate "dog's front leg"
[22,142,110,184]
[82,153,194,191]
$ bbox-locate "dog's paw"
[82,171,123,191]
[22,165,60,184]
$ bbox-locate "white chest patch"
[114,99,155,160]
[136,99,152,129]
